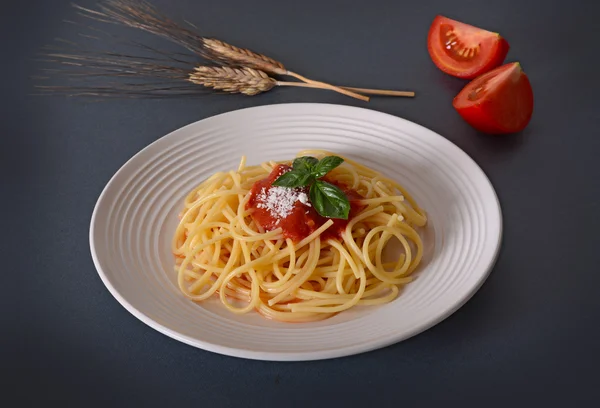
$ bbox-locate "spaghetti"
[172,150,427,322]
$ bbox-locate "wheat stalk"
[70,1,415,101]
[78,0,368,101]
[186,67,416,99]
[200,39,388,101]
[39,1,415,100]
[36,56,405,99]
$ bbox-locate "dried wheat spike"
[72,0,369,101]
[47,1,413,101]
[202,38,287,76]
[188,66,276,95]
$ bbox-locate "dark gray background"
[7,0,600,406]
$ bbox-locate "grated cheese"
[298,192,310,206]
[256,186,310,220]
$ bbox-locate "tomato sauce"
[246,164,365,242]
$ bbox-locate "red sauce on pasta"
[246,164,364,242]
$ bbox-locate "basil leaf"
[272,169,312,188]
[310,180,350,219]
[292,156,319,173]
[313,156,344,178]
[309,183,324,215]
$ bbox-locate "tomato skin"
[453,62,534,134]
[427,15,510,79]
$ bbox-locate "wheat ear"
[201,39,369,101]
[188,66,276,95]
[74,1,372,101]
[45,1,415,100]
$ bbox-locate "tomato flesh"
[428,15,509,79]
[453,62,534,134]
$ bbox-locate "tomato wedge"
[453,62,534,134]
[427,15,510,79]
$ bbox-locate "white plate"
[90,103,502,361]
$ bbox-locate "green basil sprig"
[272,156,350,219]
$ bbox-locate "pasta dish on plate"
[172,150,427,322]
